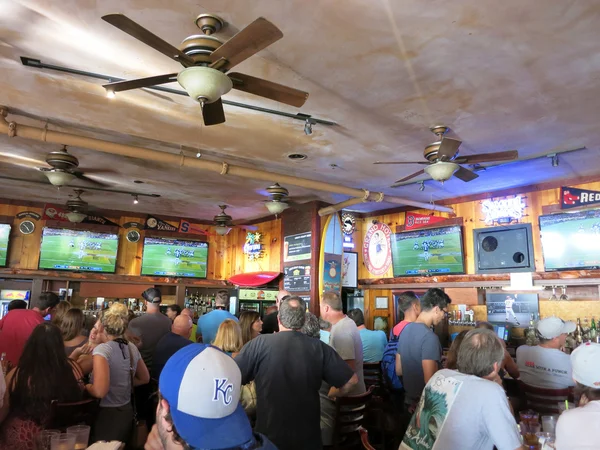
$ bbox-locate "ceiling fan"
[0,145,113,187]
[64,189,91,222]
[101,13,309,126]
[212,204,258,236]
[374,126,518,186]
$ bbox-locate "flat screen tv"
[141,237,208,278]
[391,225,465,277]
[0,224,10,267]
[539,209,600,271]
[39,228,119,273]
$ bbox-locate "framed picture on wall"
[373,314,390,336]
[375,296,389,309]
[342,252,358,288]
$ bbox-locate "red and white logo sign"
[362,222,392,276]
[405,212,448,230]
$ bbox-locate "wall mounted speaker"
[473,223,535,273]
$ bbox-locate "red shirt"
[392,320,411,338]
[0,309,44,366]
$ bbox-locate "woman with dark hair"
[85,303,149,443]
[445,330,469,370]
[60,308,88,357]
[0,323,84,450]
[165,304,181,321]
[239,311,263,345]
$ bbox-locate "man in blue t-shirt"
[347,308,387,363]
[396,288,451,412]
[197,290,237,344]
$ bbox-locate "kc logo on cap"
[214,378,234,405]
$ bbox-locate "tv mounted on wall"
[0,224,11,267]
[39,227,119,273]
[141,236,209,278]
[391,225,465,277]
[539,209,600,271]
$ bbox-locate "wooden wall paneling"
[116,216,142,276]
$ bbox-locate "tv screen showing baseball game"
[539,209,600,271]
[141,237,208,278]
[0,224,11,267]
[39,228,119,273]
[391,225,465,277]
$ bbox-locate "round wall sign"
[362,222,392,276]
[126,229,141,243]
[341,213,356,236]
[19,220,35,235]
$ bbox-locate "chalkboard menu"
[284,232,311,262]
[284,265,311,292]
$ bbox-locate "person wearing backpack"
[381,291,421,394]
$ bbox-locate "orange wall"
[1,203,282,280]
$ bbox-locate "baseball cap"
[536,316,576,339]
[142,287,161,304]
[159,344,253,449]
[571,342,600,387]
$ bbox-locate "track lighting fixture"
[552,154,559,167]
[419,181,425,191]
[304,118,315,135]
[106,89,116,99]
[133,195,139,205]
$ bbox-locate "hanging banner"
[178,220,209,235]
[144,215,177,232]
[42,204,119,227]
[405,212,448,230]
[561,187,600,210]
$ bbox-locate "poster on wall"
[283,265,311,292]
[320,215,344,295]
[342,252,358,288]
[362,222,392,276]
[486,293,539,328]
[283,232,311,262]
[322,255,342,293]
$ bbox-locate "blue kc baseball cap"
[159,344,253,449]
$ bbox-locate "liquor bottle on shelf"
[526,314,537,346]
[591,317,598,341]
[575,318,583,346]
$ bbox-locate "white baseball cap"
[536,316,576,339]
[571,342,600,388]
[159,344,253,449]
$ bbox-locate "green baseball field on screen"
[392,226,464,276]
[0,224,10,266]
[39,228,119,272]
[141,237,208,278]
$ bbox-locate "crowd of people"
[0,287,599,449]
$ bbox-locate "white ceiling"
[1,0,600,220]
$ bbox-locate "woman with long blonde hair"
[213,319,243,357]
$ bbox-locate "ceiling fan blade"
[454,150,518,165]
[102,14,194,66]
[390,169,426,187]
[103,73,178,93]
[77,167,118,175]
[73,172,111,187]
[453,165,479,182]
[209,17,283,71]
[202,98,226,126]
[374,161,429,165]
[230,73,308,107]
[437,137,462,161]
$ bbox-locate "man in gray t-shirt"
[401,329,522,450]
[396,288,450,409]
[319,292,366,445]
[128,288,172,369]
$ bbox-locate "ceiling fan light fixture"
[215,225,230,236]
[44,170,76,187]
[177,67,233,104]
[424,162,459,182]
[265,200,289,215]
[65,211,87,223]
